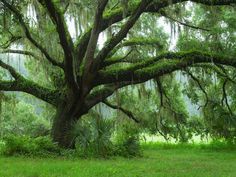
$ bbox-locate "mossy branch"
[0,60,60,106]
[95,51,236,86]
[0,60,21,79]
[102,50,133,67]
[38,0,78,92]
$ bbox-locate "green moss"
[98,50,232,83]
[121,38,163,48]
[103,7,123,19]
[103,1,138,20]
[134,60,182,77]
[16,77,62,106]
[87,86,115,101]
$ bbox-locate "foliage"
[71,109,142,158]
[73,111,114,158]
[113,121,142,157]
[0,96,50,137]
[142,140,236,151]
[0,135,60,156]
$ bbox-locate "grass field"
[1,144,236,177]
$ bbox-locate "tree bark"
[51,89,90,149]
[51,100,77,148]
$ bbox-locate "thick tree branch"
[102,50,134,68]
[85,84,120,110]
[0,60,60,106]
[0,78,61,106]
[83,0,108,68]
[95,51,236,86]
[0,79,61,106]
[81,0,109,92]
[38,0,74,56]
[38,0,77,91]
[0,59,21,79]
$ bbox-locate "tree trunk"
[51,100,78,148]
[51,87,90,149]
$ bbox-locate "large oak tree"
[0,0,236,148]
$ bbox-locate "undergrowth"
[1,135,236,158]
[142,140,236,151]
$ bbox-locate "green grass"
[1,144,236,177]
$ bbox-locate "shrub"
[1,101,50,138]
[113,122,142,157]
[200,139,236,151]
[1,135,60,156]
[73,113,114,158]
[1,112,143,158]
[0,140,5,155]
[73,111,142,158]
[2,136,36,155]
[34,136,60,153]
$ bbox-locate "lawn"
[1,145,236,177]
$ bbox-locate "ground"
[1,145,236,177]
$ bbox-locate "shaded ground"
[1,145,236,177]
